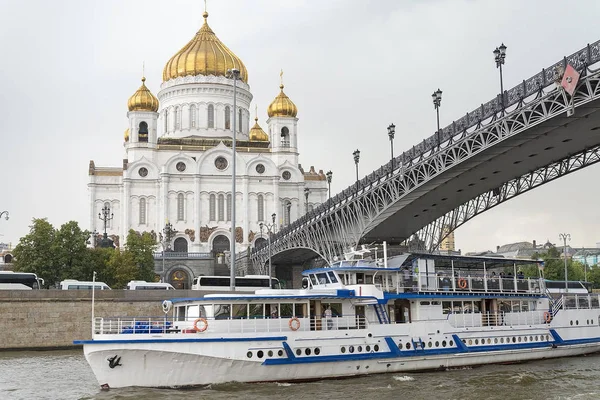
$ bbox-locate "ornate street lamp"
[387,124,395,171]
[559,233,571,293]
[493,43,507,108]
[259,213,277,289]
[160,222,178,276]
[304,188,309,213]
[326,171,333,202]
[0,211,8,221]
[353,149,360,190]
[431,89,442,149]
[98,205,114,248]
[226,68,241,291]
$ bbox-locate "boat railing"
[92,315,369,336]
[448,310,547,328]
[383,272,542,295]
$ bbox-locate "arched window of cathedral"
[218,194,224,221]
[173,237,188,253]
[226,194,232,221]
[283,200,292,226]
[139,121,149,142]
[209,194,216,221]
[177,193,184,221]
[174,107,180,129]
[281,127,290,147]
[257,194,264,221]
[208,104,215,128]
[238,108,242,132]
[139,198,146,225]
[190,104,197,128]
[225,106,231,130]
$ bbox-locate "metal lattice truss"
[417,143,600,252]
[246,41,600,273]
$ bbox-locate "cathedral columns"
[123,179,131,247]
[155,180,161,234]
[194,175,201,252]
[272,177,280,228]
[160,174,170,224]
[242,176,249,246]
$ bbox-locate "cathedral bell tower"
[267,82,298,153]
[125,77,159,149]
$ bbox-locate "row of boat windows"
[441,300,533,314]
[398,340,455,349]
[462,335,551,345]
[180,302,345,320]
[570,319,597,326]
[340,344,380,354]
[246,349,286,359]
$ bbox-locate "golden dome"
[249,117,269,141]
[162,12,248,83]
[124,128,130,142]
[267,84,297,118]
[127,77,159,112]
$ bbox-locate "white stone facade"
[88,79,327,255]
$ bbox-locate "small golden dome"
[124,128,130,142]
[267,84,297,118]
[249,117,269,141]
[162,12,248,83]
[127,77,159,112]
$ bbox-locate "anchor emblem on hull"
[107,355,122,369]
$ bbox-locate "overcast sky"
[1,0,599,253]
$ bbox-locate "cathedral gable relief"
[184,229,195,242]
[199,226,218,242]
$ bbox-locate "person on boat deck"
[517,270,524,279]
[271,306,278,318]
[324,305,333,330]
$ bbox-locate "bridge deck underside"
[362,99,600,243]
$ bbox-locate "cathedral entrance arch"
[169,269,190,289]
[212,235,230,254]
[254,237,267,248]
[173,237,188,253]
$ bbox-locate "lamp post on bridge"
[259,212,277,289]
[431,89,442,149]
[304,188,309,214]
[0,211,8,221]
[559,232,571,293]
[226,67,240,291]
[493,43,507,108]
[326,171,332,202]
[387,124,395,171]
[353,149,360,190]
[98,205,114,248]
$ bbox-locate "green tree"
[87,247,115,284]
[53,221,91,281]
[12,218,58,287]
[106,250,138,289]
[124,230,158,282]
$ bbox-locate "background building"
[88,12,328,287]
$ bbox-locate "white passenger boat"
[76,252,600,389]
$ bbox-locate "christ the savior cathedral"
[88,11,328,285]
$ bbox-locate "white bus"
[127,281,175,290]
[191,275,281,292]
[0,271,44,290]
[59,279,111,290]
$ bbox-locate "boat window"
[472,302,480,313]
[356,273,364,284]
[249,304,264,319]
[233,304,248,319]
[280,303,293,318]
[187,305,205,319]
[310,274,319,286]
[294,303,306,318]
[498,301,511,313]
[431,301,440,306]
[316,273,329,285]
[453,302,463,314]
[442,301,452,314]
[463,301,473,313]
[366,275,373,284]
[420,301,431,306]
[176,306,186,321]
[327,272,338,283]
[323,303,342,317]
[511,301,521,312]
[214,304,231,320]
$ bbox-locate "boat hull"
[83,340,600,388]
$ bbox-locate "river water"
[1,350,600,400]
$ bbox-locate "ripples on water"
[2,350,600,400]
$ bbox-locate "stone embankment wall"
[0,290,203,350]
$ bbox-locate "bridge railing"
[253,40,600,255]
[153,252,213,259]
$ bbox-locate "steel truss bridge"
[243,40,600,273]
